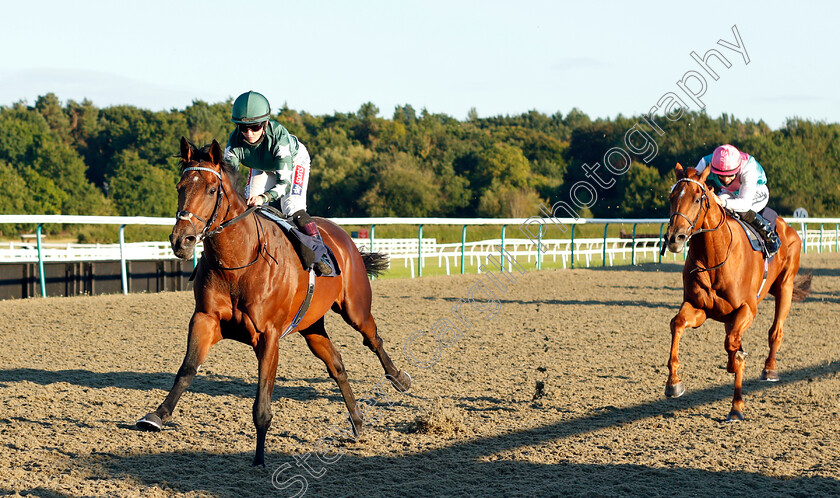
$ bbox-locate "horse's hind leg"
[337,302,411,393]
[137,312,221,430]
[763,272,794,381]
[666,302,706,398]
[300,318,364,436]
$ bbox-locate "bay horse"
[137,138,411,466]
[663,163,807,422]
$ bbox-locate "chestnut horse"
[663,163,806,422]
[138,138,411,466]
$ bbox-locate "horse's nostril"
[184,235,196,245]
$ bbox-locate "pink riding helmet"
[710,144,748,176]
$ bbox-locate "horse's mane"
[187,142,246,198]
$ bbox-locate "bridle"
[177,166,225,241]
[177,165,258,241]
[667,177,732,273]
[176,164,264,271]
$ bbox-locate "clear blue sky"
[1,0,837,129]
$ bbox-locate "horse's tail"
[361,251,390,278]
[792,271,813,302]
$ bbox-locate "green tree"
[35,93,71,141]
[0,161,28,214]
[477,181,544,218]
[0,102,110,216]
[308,143,372,216]
[360,152,440,217]
[185,99,232,146]
[476,143,532,189]
[108,150,178,217]
[616,161,670,217]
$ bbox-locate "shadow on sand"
[8,360,839,497]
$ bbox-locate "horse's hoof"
[252,458,266,468]
[761,369,780,382]
[665,382,685,398]
[725,410,745,422]
[136,413,163,431]
[350,419,363,438]
[390,371,412,393]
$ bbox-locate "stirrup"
[764,236,781,257]
[315,257,332,276]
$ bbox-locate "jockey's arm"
[257,163,293,206]
[720,163,758,212]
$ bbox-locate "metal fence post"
[369,224,376,280]
[370,224,375,252]
[800,222,807,254]
[36,223,46,298]
[500,224,506,271]
[460,225,467,274]
[418,224,423,277]
[119,224,128,294]
[602,223,609,267]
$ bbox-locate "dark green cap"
[231,91,271,124]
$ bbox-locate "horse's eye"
[209,187,217,194]
[695,198,701,204]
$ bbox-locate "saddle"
[729,206,778,259]
[256,206,341,277]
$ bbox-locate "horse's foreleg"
[252,329,279,467]
[725,304,756,422]
[300,319,364,437]
[763,274,794,381]
[666,302,706,398]
[138,312,221,431]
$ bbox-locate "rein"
[667,177,732,274]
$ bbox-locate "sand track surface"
[1,254,839,497]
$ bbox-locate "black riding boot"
[291,210,332,275]
[741,210,782,257]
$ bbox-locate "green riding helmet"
[231,91,271,124]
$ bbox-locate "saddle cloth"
[256,206,341,277]
[731,206,778,258]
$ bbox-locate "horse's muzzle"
[170,231,197,260]
[665,227,688,253]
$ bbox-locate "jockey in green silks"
[224,90,331,275]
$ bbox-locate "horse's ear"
[209,139,223,165]
[675,162,685,179]
[699,165,712,182]
[180,137,192,163]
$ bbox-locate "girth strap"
[280,269,316,339]
[756,258,769,299]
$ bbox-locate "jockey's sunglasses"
[238,122,264,133]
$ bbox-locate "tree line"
[1,93,837,238]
